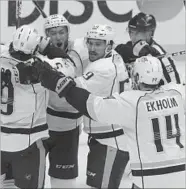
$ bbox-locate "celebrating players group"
[0,12,185,189]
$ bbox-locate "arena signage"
[8,1,133,25]
[1,0,185,45]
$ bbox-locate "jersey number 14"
[151,114,184,152]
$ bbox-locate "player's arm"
[177,84,186,113]
[32,59,133,126]
[68,50,83,76]
[65,87,132,126]
[133,40,181,84]
[114,53,130,92]
[75,69,112,94]
[115,42,134,63]
[38,36,75,66]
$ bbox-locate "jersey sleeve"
[68,50,83,76]
[86,92,134,127]
[152,43,181,84]
[68,38,89,77]
[75,67,115,95]
[65,86,134,127]
[112,51,131,92]
[112,51,129,82]
[174,84,185,112]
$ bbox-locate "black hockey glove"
[16,60,39,84]
[1,68,12,90]
[133,40,160,57]
[32,57,76,97]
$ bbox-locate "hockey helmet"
[13,25,41,55]
[133,56,163,86]
[44,14,70,33]
[128,12,156,34]
[85,24,115,44]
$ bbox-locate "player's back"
[1,52,49,152]
[120,83,185,188]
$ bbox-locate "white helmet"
[44,14,70,33]
[13,25,41,54]
[133,56,163,85]
[85,24,114,44]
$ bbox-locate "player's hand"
[16,60,40,84]
[133,40,160,57]
[32,57,76,97]
[1,68,11,88]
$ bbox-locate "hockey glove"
[1,68,12,90]
[33,57,76,97]
[16,62,38,84]
[15,57,42,84]
[133,40,160,57]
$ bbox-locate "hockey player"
[115,12,181,85]
[0,25,49,189]
[68,24,130,188]
[34,55,185,189]
[34,24,130,188]
[42,14,88,188]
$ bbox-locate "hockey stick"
[32,0,47,18]
[156,50,186,59]
[16,0,22,28]
[130,50,186,62]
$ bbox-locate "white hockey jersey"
[47,38,88,132]
[0,44,9,55]
[86,83,185,188]
[1,51,49,152]
[75,50,129,134]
